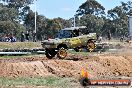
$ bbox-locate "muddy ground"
[0,44,132,88]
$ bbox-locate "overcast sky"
[30,0,129,19]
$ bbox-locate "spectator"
[120,36,124,42]
[107,30,111,40]
[0,35,2,42]
[96,34,99,40]
[98,36,102,43]
[5,35,10,42]
[10,36,16,42]
[33,31,36,42]
[25,31,29,41]
[21,32,25,42]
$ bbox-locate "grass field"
[0,77,77,88]
[0,39,121,49]
[0,42,42,49]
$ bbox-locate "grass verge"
[0,76,77,88]
[0,42,41,49]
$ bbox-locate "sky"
[30,0,129,19]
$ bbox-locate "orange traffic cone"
[81,68,88,78]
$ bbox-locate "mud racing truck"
[41,26,96,59]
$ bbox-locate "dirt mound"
[97,56,132,77]
[0,52,132,79]
[0,61,53,77]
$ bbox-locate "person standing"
[33,31,37,42]
[25,31,29,41]
[107,30,111,40]
[21,32,25,42]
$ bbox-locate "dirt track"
[0,49,132,80]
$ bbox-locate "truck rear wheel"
[45,49,56,59]
[87,40,95,52]
[57,47,67,59]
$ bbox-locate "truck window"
[55,30,72,39]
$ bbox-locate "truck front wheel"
[45,49,57,59]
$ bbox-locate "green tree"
[24,10,48,40]
[107,1,132,37]
[0,3,25,39]
[76,0,105,16]
[0,4,18,21]
[76,0,105,35]
[80,14,104,34]
[2,0,34,22]
[0,21,25,38]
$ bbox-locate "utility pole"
[33,0,37,42]
[74,15,76,27]
[35,0,37,34]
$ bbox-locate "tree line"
[0,0,132,41]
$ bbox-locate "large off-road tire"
[87,40,95,52]
[45,49,56,59]
[57,47,67,59]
